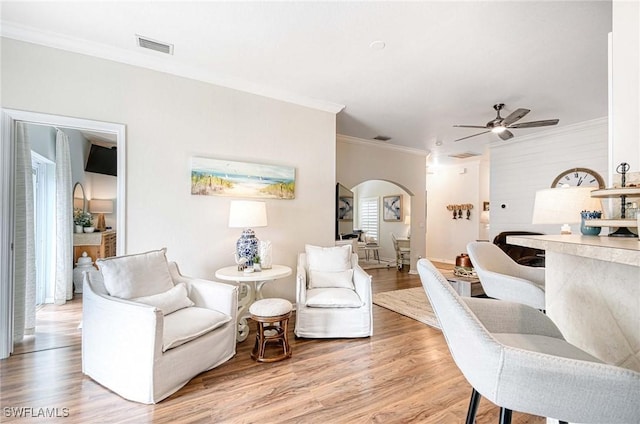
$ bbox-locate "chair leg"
[499,408,512,424]
[465,388,481,424]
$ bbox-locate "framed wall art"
[190,157,295,199]
[338,196,353,221]
[383,195,402,221]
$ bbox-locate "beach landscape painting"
[191,157,295,199]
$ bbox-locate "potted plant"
[580,210,602,236]
[253,255,261,272]
[74,210,94,233]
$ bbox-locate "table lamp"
[228,200,268,264]
[404,215,411,238]
[88,199,114,232]
[532,187,601,234]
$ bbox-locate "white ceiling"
[0,1,612,162]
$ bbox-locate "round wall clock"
[551,168,605,189]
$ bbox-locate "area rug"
[373,287,441,330]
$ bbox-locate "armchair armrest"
[82,278,163,380]
[186,279,237,318]
[296,253,308,305]
[463,297,563,339]
[168,262,237,317]
[353,264,372,304]
[515,264,545,286]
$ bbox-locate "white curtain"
[13,122,36,341]
[54,129,73,304]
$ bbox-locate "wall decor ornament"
[383,195,403,221]
[191,157,295,199]
[258,240,272,269]
[446,204,474,220]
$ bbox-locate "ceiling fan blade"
[454,130,490,142]
[502,108,530,126]
[498,130,514,141]
[453,125,487,129]
[508,119,559,128]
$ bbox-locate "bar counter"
[508,234,640,372]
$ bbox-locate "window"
[358,197,379,242]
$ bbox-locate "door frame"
[0,108,126,359]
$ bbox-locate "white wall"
[611,0,640,175]
[352,180,411,261]
[426,160,485,263]
[337,135,426,273]
[490,118,608,237]
[2,38,337,302]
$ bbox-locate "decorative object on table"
[234,254,248,271]
[72,251,94,293]
[89,199,114,232]
[580,210,602,236]
[532,186,601,234]
[454,253,476,277]
[551,167,605,189]
[258,240,272,269]
[229,200,268,263]
[253,256,261,272]
[74,209,93,232]
[404,215,411,238]
[83,226,95,233]
[383,195,402,221]
[190,156,295,199]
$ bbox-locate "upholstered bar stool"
[249,298,293,362]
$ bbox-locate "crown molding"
[0,21,345,114]
[337,134,429,156]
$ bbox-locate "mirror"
[73,182,86,212]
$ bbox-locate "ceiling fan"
[453,103,559,142]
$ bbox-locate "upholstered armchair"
[295,244,373,338]
[82,249,237,404]
[466,241,545,310]
[417,258,640,424]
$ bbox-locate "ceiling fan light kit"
[454,103,559,142]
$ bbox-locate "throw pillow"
[305,244,352,272]
[96,248,174,299]
[132,283,194,315]
[308,269,355,290]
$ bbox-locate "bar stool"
[249,298,293,362]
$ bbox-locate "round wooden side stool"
[249,298,293,362]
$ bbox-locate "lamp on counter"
[532,187,601,234]
[480,210,490,229]
[404,215,411,238]
[88,199,114,232]
[228,200,268,266]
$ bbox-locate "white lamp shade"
[88,199,114,214]
[404,215,411,225]
[228,200,268,228]
[532,187,602,225]
[480,210,490,224]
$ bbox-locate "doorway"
[0,109,127,358]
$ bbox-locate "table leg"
[236,282,254,342]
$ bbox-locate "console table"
[508,234,640,372]
[215,265,292,342]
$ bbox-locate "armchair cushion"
[305,244,351,272]
[308,269,355,289]
[132,282,194,315]
[305,287,363,308]
[97,248,174,299]
[163,307,232,352]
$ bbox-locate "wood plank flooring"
[0,267,545,424]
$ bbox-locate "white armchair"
[295,245,373,338]
[466,241,545,310]
[82,249,237,404]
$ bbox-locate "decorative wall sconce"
[446,203,474,220]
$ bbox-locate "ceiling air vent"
[373,135,392,141]
[448,152,480,159]
[136,35,174,55]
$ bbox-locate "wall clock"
[551,168,605,189]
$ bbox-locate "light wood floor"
[0,267,545,424]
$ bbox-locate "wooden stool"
[249,298,293,362]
